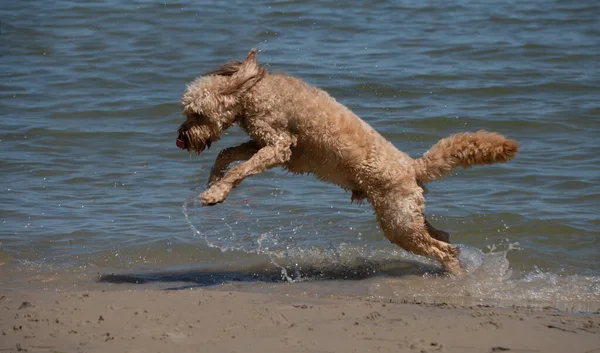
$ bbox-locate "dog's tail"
[414,130,519,184]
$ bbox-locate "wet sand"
[1,287,598,353]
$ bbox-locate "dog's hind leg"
[371,189,461,274]
[208,140,260,184]
[424,217,450,244]
[402,227,461,275]
[418,183,451,243]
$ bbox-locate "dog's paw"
[200,183,231,206]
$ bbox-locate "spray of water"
[182,194,489,282]
[182,194,600,312]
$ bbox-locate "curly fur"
[176,49,519,274]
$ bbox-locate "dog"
[176,49,519,274]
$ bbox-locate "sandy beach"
[1,286,598,353]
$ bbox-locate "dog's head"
[176,49,266,154]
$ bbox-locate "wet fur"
[177,49,519,274]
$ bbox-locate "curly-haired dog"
[176,49,519,274]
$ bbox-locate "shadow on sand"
[98,258,443,290]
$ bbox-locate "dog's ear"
[243,49,258,66]
[222,49,267,95]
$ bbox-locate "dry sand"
[1,286,598,353]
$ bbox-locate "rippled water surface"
[1,0,599,311]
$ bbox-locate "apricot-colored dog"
[176,49,518,274]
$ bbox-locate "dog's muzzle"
[176,133,211,153]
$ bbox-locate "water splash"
[182,194,600,312]
[374,243,600,312]
[182,194,438,282]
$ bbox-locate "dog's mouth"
[176,133,212,154]
[175,137,186,149]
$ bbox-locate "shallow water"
[1,1,599,311]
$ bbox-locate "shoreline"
[1,285,598,353]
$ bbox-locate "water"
[1,0,599,311]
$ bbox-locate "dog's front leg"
[200,140,292,206]
[208,140,260,185]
